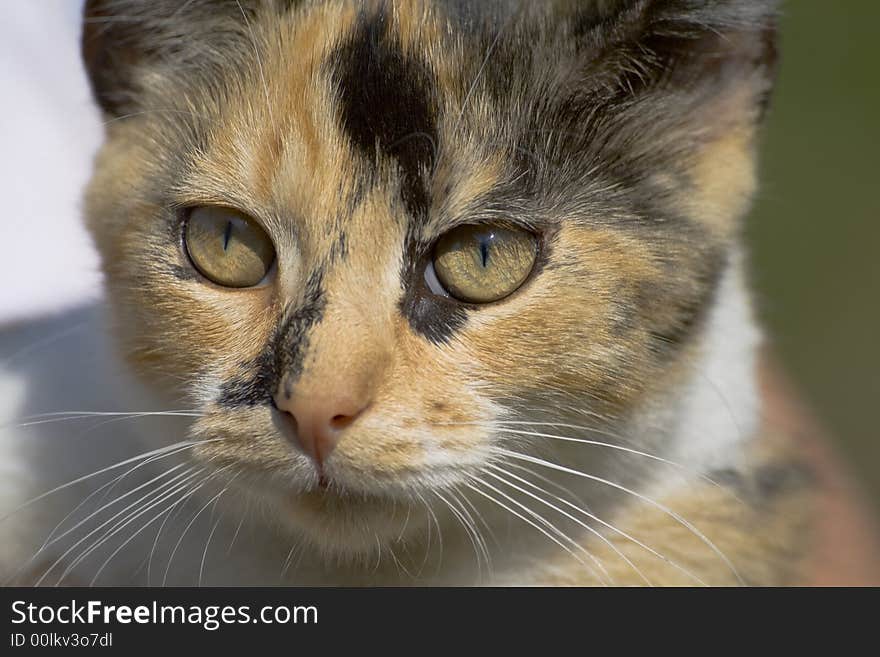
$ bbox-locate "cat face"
[82,0,776,556]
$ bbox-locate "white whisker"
[199,501,228,587]
[279,539,304,581]
[485,465,651,586]
[43,462,191,552]
[448,488,493,578]
[42,468,203,586]
[499,461,707,586]
[497,448,743,585]
[466,480,610,586]
[227,504,248,556]
[163,465,236,586]
[12,410,201,430]
[0,439,223,527]
[495,425,735,494]
[89,491,197,587]
[432,489,486,580]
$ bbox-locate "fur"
[0,0,815,586]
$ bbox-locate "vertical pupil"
[222,221,233,251]
[479,237,490,268]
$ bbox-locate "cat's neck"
[652,250,762,479]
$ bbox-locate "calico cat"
[0,0,823,585]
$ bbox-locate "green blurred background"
[748,0,879,516]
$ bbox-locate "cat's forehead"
[177,2,534,254]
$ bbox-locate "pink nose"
[273,393,368,466]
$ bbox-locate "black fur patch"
[708,461,814,507]
[216,347,278,408]
[332,9,438,220]
[401,288,469,346]
[399,244,468,345]
[754,461,814,501]
[276,269,327,394]
[217,269,326,407]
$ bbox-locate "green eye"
[432,224,537,303]
[184,206,275,288]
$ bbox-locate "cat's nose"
[273,392,369,466]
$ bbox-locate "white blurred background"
[0,1,101,323]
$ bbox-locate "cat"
[0,0,820,586]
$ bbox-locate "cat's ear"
[570,0,780,124]
[551,0,780,230]
[81,0,259,117]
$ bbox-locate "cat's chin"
[269,485,427,559]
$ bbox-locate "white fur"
[668,252,762,471]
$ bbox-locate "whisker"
[42,462,191,553]
[88,490,201,587]
[5,459,188,587]
[500,461,707,585]
[453,487,498,550]
[495,425,735,494]
[42,448,192,551]
[475,476,613,585]
[415,491,442,576]
[199,500,229,587]
[147,486,194,587]
[227,503,248,556]
[145,454,230,583]
[279,540,304,582]
[496,448,743,585]
[485,465,651,586]
[371,534,383,574]
[18,410,202,421]
[466,480,610,586]
[51,467,205,584]
[432,489,485,581]
[42,467,203,586]
[101,107,210,127]
[453,9,515,132]
[12,410,201,429]
[395,502,412,543]
[433,1,523,177]
[448,488,493,578]
[0,439,223,527]
[385,541,413,580]
[0,322,89,367]
[503,460,593,512]
[163,465,237,586]
[434,416,731,497]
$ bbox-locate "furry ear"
[533,1,781,232]
[577,0,780,115]
[81,0,266,116]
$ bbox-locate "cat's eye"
[432,224,538,303]
[184,206,276,288]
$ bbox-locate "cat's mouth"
[288,469,401,513]
[276,478,421,555]
[293,485,377,511]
